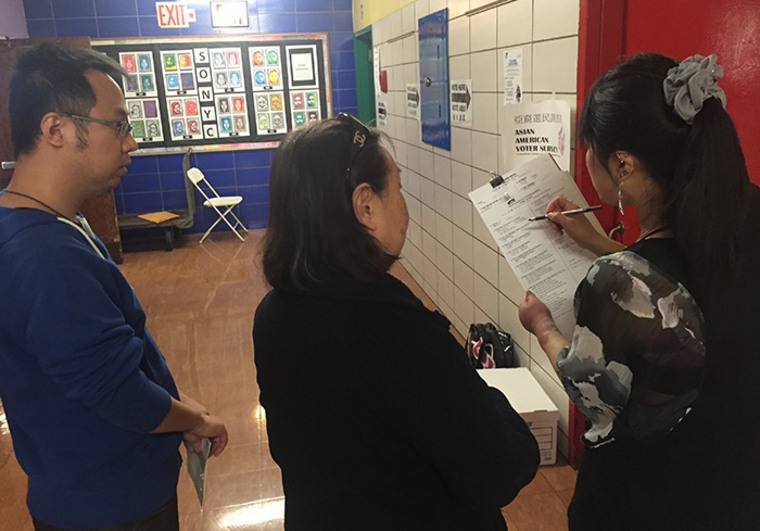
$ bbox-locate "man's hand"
[189,414,228,457]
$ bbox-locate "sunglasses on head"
[335,113,370,181]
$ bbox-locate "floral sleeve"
[556,251,706,447]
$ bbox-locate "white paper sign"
[468,155,603,338]
[503,48,524,105]
[377,101,387,128]
[406,83,420,119]
[290,53,314,82]
[373,46,381,96]
[501,99,571,172]
[450,79,472,126]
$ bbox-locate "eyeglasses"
[335,113,370,181]
[61,113,133,138]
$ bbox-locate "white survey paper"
[468,154,604,338]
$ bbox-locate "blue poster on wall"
[419,8,451,151]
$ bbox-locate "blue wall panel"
[22,0,357,233]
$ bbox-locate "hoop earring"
[617,187,624,215]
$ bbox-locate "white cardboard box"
[478,367,560,465]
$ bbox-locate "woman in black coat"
[254,114,540,530]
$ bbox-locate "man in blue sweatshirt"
[0,43,228,529]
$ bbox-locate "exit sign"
[156,2,197,28]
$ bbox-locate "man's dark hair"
[9,42,125,157]
[262,117,396,290]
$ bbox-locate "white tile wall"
[420,174,436,207]
[435,214,454,249]
[429,0,448,15]
[415,0,431,23]
[533,0,580,41]
[470,49,498,92]
[497,0,533,48]
[450,160,472,197]
[452,193,472,232]
[433,154,452,188]
[435,184,453,218]
[472,92,498,134]
[421,202,436,233]
[454,285,475,323]
[375,0,581,456]
[450,127,472,165]
[448,0,470,19]
[470,130,498,172]
[453,256,474,298]
[436,241,454,279]
[419,148,434,178]
[402,3,416,34]
[449,54,470,82]
[470,10,497,52]
[449,16,470,57]
[452,224,473,265]
[469,0,492,10]
[474,274,498,321]
[402,35,417,64]
[390,10,404,39]
[532,36,579,93]
[391,39,404,67]
[471,238,496,283]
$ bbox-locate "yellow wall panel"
[352,0,416,32]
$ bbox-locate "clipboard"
[469,154,604,338]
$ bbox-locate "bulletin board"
[92,34,332,154]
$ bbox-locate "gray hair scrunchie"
[663,54,727,124]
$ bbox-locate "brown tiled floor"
[0,232,575,530]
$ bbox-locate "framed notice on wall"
[93,33,331,154]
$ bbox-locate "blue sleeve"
[20,236,173,434]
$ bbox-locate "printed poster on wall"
[289,90,321,128]
[377,101,387,128]
[373,46,381,97]
[193,47,218,140]
[503,47,524,105]
[95,34,331,151]
[501,99,571,171]
[119,51,163,143]
[406,84,420,119]
[450,79,472,126]
[249,46,283,91]
[247,46,286,136]
[287,45,318,88]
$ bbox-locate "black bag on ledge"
[466,323,515,369]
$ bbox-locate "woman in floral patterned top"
[519,53,759,530]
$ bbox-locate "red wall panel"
[623,0,760,185]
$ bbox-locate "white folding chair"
[186,167,248,243]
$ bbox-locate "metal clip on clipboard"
[489,171,504,188]
[488,170,518,205]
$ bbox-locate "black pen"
[528,205,602,222]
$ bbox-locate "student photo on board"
[172,119,186,137]
[215,72,228,90]
[140,74,155,92]
[138,54,151,72]
[220,116,233,133]
[218,98,230,114]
